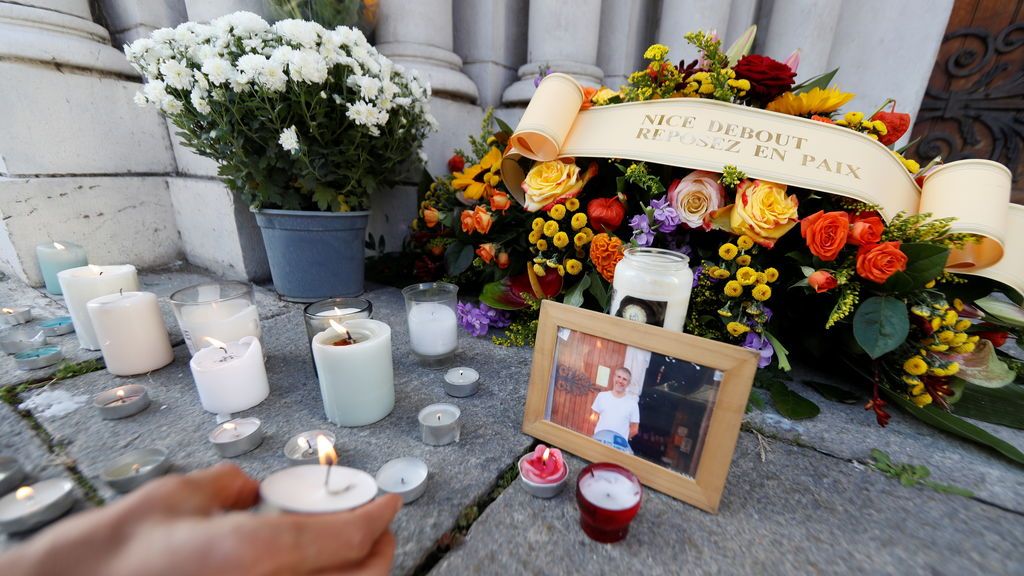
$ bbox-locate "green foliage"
[719,165,747,188]
[766,380,820,420]
[952,381,1024,429]
[853,296,910,358]
[268,0,362,28]
[445,243,474,276]
[869,449,974,497]
[618,162,665,197]
[881,243,950,293]
[791,68,839,94]
[562,273,591,307]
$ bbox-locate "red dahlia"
[733,54,796,103]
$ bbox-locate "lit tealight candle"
[93,385,151,420]
[375,457,428,503]
[0,478,76,534]
[208,417,263,458]
[443,367,480,398]
[518,445,568,498]
[1,307,33,326]
[311,319,394,427]
[101,448,171,493]
[284,430,336,462]
[575,463,643,543]
[261,435,377,513]
[418,403,461,446]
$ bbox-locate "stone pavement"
[1,266,1023,574]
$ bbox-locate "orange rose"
[589,233,624,282]
[422,206,440,228]
[472,205,493,234]
[475,243,496,264]
[581,86,598,110]
[460,209,476,234]
[849,214,884,246]
[856,241,907,284]
[490,191,511,212]
[496,251,510,269]
[800,210,849,262]
[808,270,838,293]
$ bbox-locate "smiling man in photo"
[591,367,641,454]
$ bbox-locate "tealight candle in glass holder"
[302,297,372,344]
[608,247,693,332]
[402,282,458,368]
[575,462,643,543]
[169,282,261,355]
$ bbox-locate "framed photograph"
[523,301,758,513]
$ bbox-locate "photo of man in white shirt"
[591,367,641,454]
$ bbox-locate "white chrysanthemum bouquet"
[127,12,436,212]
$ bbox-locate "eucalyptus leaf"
[852,296,910,359]
[767,381,820,420]
[562,275,591,308]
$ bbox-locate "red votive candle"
[575,462,643,543]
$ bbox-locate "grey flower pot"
[253,209,370,302]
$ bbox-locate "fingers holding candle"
[122,463,260,517]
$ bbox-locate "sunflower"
[766,87,855,117]
[451,147,503,201]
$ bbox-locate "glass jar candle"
[302,297,372,345]
[608,247,693,332]
[402,282,459,368]
[169,282,261,355]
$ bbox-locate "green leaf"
[881,389,1024,466]
[445,243,475,276]
[899,243,950,286]
[494,116,514,136]
[587,272,610,311]
[479,281,524,310]
[562,275,591,308]
[975,295,1024,328]
[764,331,791,371]
[952,381,1024,429]
[804,380,862,404]
[793,68,839,94]
[880,271,915,293]
[922,480,975,498]
[799,266,816,278]
[955,340,1016,389]
[767,381,821,420]
[852,296,910,359]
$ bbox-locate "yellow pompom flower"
[536,239,548,251]
[724,281,743,298]
[902,375,922,387]
[903,356,928,376]
[927,343,949,352]
[549,204,566,220]
[573,232,588,247]
[528,230,541,244]
[910,383,926,396]
[543,220,559,237]
[719,243,739,260]
[736,267,758,286]
[765,267,779,282]
[911,394,933,407]
[924,279,937,289]
[726,322,751,337]
[752,284,772,302]
[954,342,975,354]
[532,263,546,276]
[843,111,864,125]
[565,198,580,211]
[557,265,565,276]
[954,319,972,331]
[951,333,968,346]
[930,317,942,332]
[756,272,768,284]
[532,217,544,231]
[565,259,583,275]
[571,213,588,231]
[943,310,958,327]
[553,231,569,249]
[953,298,965,311]
[737,235,754,250]
[936,330,954,343]
[947,362,961,375]
[910,305,932,318]
[712,268,731,280]
[736,255,752,266]
[967,335,980,343]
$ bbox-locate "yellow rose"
[521,160,597,212]
[721,180,799,248]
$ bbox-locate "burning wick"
[223,422,239,438]
[107,389,128,406]
[131,463,142,475]
[205,337,229,355]
[1,308,13,315]
[15,486,34,501]
[317,435,350,495]
[328,320,355,346]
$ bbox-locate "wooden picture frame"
[523,300,758,513]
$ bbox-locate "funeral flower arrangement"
[126,11,435,212]
[405,30,1024,463]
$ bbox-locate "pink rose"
[667,170,726,230]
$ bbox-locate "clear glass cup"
[402,282,458,368]
[303,297,373,344]
[169,281,261,355]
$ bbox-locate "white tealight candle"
[260,465,378,513]
[418,403,462,446]
[578,469,642,511]
[375,457,428,504]
[87,291,174,376]
[0,479,76,533]
[57,264,139,350]
[407,303,458,359]
[189,336,269,416]
[209,417,264,458]
[443,367,480,397]
[311,319,394,427]
[1,307,32,326]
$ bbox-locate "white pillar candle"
[407,302,458,358]
[36,241,88,295]
[188,336,269,416]
[57,265,139,350]
[312,319,394,427]
[177,299,260,355]
[87,292,174,376]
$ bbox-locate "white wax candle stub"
[260,465,378,513]
[579,470,641,511]
[407,303,458,357]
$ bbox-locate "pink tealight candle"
[518,444,568,498]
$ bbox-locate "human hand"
[3,463,402,576]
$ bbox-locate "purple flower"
[743,332,775,368]
[629,214,655,246]
[457,301,512,337]
[533,66,552,88]
[650,196,681,233]
[692,265,703,288]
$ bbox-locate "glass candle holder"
[169,282,261,355]
[302,297,372,344]
[575,462,643,543]
[608,247,693,332]
[402,282,458,368]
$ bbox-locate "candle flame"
[541,448,551,464]
[223,422,236,431]
[116,389,126,399]
[88,264,103,275]
[15,486,34,500]
[328,319,349,339]
[53,242,66,250]
[205,337,227,349]
[316,434,337,467]
[332,307,342,315]
[1,308,13,314]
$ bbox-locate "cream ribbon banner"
[502,73,1020,296]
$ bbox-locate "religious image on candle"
[545,328,720,479]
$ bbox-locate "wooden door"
[909,0,1024,203]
